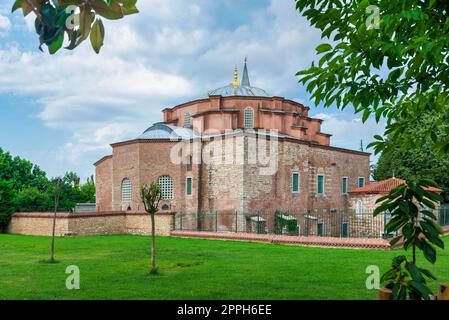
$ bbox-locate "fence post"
[235,211,238,233]
[306,210,310,237]
[215,210,218,232]
[180,213,183,231]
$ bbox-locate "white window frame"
[356,200,364,215]
[316,174,325,195]
[185,176,193,196]
[291,171,300,193]
[342,176,348,195]
[244,107,254,129]
[121,178,132,202]
[358,176,366,188]
[158,175,174,200]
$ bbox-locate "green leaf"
[389,235,402,246]
[405,262,424,282]
[422,241,437,264]
[408,280,433,300]
[11,0,23,12]
[90,18,105,54]
[91,0,124,20]
[316,43,332,54]
[48,32,64,54]
[418,268,437,280]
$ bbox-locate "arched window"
[121,178,132,202]
[244,107,254,129]
[356,200,364,215]
[184,112,191,128]
[158,175,173,199]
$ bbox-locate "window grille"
[184,113,191,128]
[158,175,173,199]
[121,178,132,202]
[244,107,254,129]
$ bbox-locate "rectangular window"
[358,177,366,188]
[292,172,300,193]
[186,177,192,196]
[317,175,324,195]
[342,177,348,194]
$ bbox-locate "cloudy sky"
[0,0,385,180]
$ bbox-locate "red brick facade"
[95,95,370,214]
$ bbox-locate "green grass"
[0,234,448,300]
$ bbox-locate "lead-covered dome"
[207,58,271,98]
[208,84,270,97]
[137,123,199,140]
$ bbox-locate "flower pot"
[436,284,449,300]
[378,288,392,300]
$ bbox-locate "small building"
[348,177,442,213]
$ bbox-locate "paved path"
[170,230,391,250]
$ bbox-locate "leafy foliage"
[11,0,139,54]
[295,0,449,155]
[374,179,444,299]
[274,210,298,235]
[141,183,162,215]
[0,147,95,218]
[372,112,449,200]
[0,180,15,231]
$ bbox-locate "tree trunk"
[150,212,156,274]
[50,181,60,263]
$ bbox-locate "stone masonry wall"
[7,212,175,237]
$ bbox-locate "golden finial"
[231,64,240,86]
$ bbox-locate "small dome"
[208,84,270,97]
[137,123,199,140]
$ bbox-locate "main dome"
[208,84,270,97]
[206,58,271,98]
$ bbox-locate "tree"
[372,112,449,199]
[0,147,49,192]
[295,0,449,155]
[79,175,96,203]
[11,0,139,54]
[374,180,444,299]
[50,177,62,263]
[0,180,15,232]
[15,188,52,212]
[141,183,162,274]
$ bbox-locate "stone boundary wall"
[7,211,175,237]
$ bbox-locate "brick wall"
[7,212,175,237]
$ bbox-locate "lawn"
[0,234,448,300]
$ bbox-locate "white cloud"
[0,14,11,36]
[1,0,383,178]
[314,112,386,163]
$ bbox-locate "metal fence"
[174,206,449,239]
[440,206,449,226]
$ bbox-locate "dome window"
[244,107,254,129]
[184,113,191,128]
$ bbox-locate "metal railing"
[174,209,388,239]
[173,206,449,239]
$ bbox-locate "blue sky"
[0,0,385,180]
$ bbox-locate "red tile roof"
[348,178,442,195]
